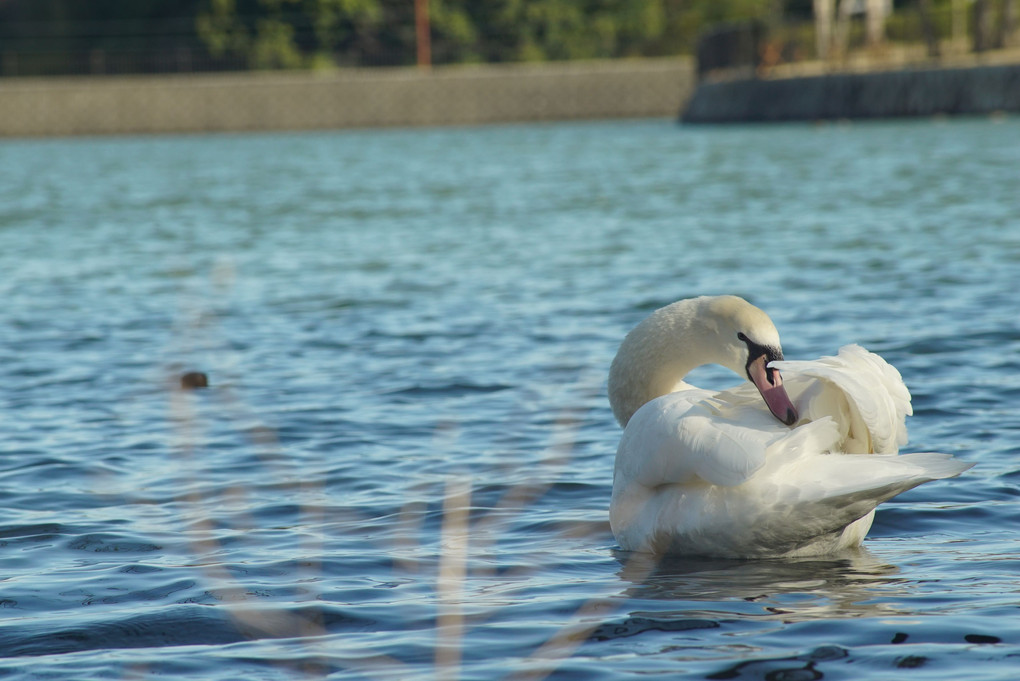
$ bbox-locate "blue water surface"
[1,117,1019,679]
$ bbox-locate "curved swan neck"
[609,297,744,428]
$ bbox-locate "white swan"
[608,295,971,558]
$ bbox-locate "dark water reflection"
[615,550,903,619]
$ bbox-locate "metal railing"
[696,4,1019,82]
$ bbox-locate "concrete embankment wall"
[0,57,693,137]
[682,63,1020,123]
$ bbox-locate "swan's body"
[608,296,971,558]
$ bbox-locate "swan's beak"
[748,355,798,426]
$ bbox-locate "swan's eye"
[737,332,750,344]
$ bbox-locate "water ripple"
[0,118,1018,679]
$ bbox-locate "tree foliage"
[190,0,786,66]
[0,0,795,71]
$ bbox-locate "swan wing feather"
[618,391,787,489]
[774,345,910,453]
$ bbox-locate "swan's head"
[706,296,798,426]
[609,295,799,428]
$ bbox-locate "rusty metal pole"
[415,0,431,69]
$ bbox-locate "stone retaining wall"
[0,57,694,137]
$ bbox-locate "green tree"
[0,0,814,75]
[196,0,388,68]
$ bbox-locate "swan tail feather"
[707,451,975,557]
[891,451,975,480]
[789,451,972,503]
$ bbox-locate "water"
[1,117,1019,680]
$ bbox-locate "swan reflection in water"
[610,546,905,623]
[593,547,928,680]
